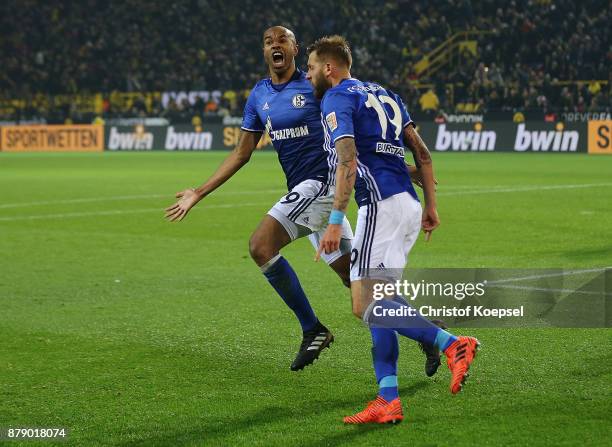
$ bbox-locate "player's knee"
[248,233,274,266]
[352,305,364,320]
[351,300,366,320]
[350,286,370,319]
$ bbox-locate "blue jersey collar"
[271,68,302,92]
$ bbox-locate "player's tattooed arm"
[333,137,358,213]
[404,124,440,240]
[404,125,432,169]
[165,130,261,222]
[315,136,357,259]
[405,162,438,190]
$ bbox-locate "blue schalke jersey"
[241,69,335,190]
[321,78,419,206]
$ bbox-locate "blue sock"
[262,255,318,332]
[434,329,457,351]
[370,327,399,402]
[365,296,457,351]
[379,375,399,402]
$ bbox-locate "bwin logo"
[435,124,496,151]
[514,123,578,152]
[292,94,306,108]
[108,127,153,150]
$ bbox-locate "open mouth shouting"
[272,50,285,67]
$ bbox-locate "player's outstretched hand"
[315,224,342,261]
[408,165,438,190]
[422,205,440,242]
[165,188,200,222]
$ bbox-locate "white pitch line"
[0,194,168,209]
[0,202,270,222]
[1,182,611,221]
[2,182,610,211]
[0,189,284,209]
[436,183,612,196]
[486,267,610,284]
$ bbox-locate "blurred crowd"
[0,0,609,123]
[417,0,611,115]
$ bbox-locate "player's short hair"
[306,35,352,69]
[263,26,297,45]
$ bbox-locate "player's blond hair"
[306,35,352,69]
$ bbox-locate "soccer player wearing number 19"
[307,36,481,424]
[165,26,439,374]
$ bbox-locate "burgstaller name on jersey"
[375,142,405,157]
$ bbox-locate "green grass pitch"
[1,151,611,446]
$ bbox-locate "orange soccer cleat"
[343,396,404,424]
[444,336,481,394]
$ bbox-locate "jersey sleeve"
[394,92,414,128]
[322,91,356,143]
[240,88,264,132]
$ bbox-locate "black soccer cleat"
[419,319,448,377]
[290,321,334,371]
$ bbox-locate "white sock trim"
[260,254,282,273]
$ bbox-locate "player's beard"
[312,73,332,99]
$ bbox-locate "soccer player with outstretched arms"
[165,26,441,373]
[306,35,480,424]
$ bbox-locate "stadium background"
[1,1,611,446]
[0,0,610,136]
